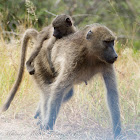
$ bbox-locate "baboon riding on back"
[1,20,121,139]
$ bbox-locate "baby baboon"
[0,14,76,113]
[26,14,76,75]
[32,23,121,139]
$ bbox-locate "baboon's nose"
[114,55,118,61]
[115,55,118,59]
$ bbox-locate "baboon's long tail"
[0,29,38,113]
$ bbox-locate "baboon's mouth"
[107,59,116,64]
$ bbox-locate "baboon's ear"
[86,30,93,40]
[65,18,72,26]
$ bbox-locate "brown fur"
[1,23,121,139]
[0,14,76,113]
[26,14,76,75]
[33,24,121,138]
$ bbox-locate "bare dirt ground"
[0,106,139,140]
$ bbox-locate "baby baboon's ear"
[86,30,93,40]
[65,18,72,26]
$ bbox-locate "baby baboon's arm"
[46,37,56,74]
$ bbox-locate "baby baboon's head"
[52,14,74,39]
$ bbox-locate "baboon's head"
[86,24,118,64]
[52,14,74,39]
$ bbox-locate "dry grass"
[0,35,139,139]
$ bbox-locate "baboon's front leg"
[41,69,73,130]
[102,65,121,139]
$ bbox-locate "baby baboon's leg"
[26,35,48,75]
[102,65,121,139]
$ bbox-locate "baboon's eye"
[86,30,93,40]
[54,27,60,31]
[103,40,114,47]
[104,40,114,44]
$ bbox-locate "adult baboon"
[26,14,76,75]
[32,23,121,139]
[1,23,121,139]
[0,14,76,113]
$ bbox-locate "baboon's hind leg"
[34,101,41,119]
[34,87,74,120]
[63,88,73,103]
[41,73,73,130]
